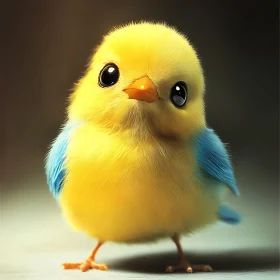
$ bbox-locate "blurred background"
[1,0,279,279]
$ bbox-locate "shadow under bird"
[45,21,241,273]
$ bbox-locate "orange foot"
[167,233,213,273]
[62,241,107,272]
[166,262,213,273]
[62,260,108,272]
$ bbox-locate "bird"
[45,21,241,273]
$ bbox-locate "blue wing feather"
[196,127,240,196]
[45,121,80,198]
[217,204,242,224]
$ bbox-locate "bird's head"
[68,22,206,140]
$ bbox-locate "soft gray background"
[1,0,279,279]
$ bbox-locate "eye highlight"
[98,63,119,87]
[170,82,188,108]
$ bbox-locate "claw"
[62,262,81,269]
[166,263,212,273]
[62,260,108,272]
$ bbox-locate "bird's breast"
[60,125,218,242]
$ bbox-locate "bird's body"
[46,22,241,273]
[60,123,222,243]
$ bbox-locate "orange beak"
[123,76,158,103]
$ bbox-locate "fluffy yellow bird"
[46,21,241,273]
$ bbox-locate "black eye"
[98,63,119,87]
[170,82,188,108]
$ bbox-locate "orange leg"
[62,241,108,272]
[166,234,213,273]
